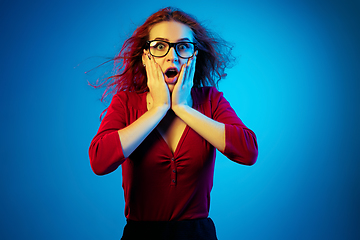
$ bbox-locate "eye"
[150,41,167,51]
[156,43,166,50]
[177,43,191,50]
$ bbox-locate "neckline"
[143,89,194,155]
[155,125,190,155]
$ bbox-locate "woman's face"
[147,20,194,92]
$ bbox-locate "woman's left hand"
[172,51,197,108]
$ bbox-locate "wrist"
[151,103,170,113]
[147,92,170,112]
[171,94,193,110]
[172,103,190,115]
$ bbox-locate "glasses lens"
[149,41,169,57]
[176,42,195,58]
[148,41,195,58]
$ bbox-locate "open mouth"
[165,68,178,78]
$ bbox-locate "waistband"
[121,217,218,240]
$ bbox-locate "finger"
[143,51,149,75]
[146,52,166,87]
[185,56,192,79]
[143,49,152,63]
[190,51,198,78]
[148,54,164,82]
[188,53,197,87]
[144,51,157,87]
[156,62,165,82]
[147,53,157,79]
[177,63,187,87]
[143,51,151,74]
[182,55,195,87]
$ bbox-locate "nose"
[166,46,179,62]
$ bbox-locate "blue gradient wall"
[1,0,359,239]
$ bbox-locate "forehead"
[149,21,193,41]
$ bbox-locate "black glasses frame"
[147,40,197,59]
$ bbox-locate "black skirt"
[121,217,218,240]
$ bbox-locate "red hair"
[91,7,234,104]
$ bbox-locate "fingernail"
[148,53,151,60]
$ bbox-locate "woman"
[89,7,258,240]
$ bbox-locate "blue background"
[1,0,359,239]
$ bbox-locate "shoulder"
[110,91,147,110]
[191,86,224,106]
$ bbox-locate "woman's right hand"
[143,50,170,110]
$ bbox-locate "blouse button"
[172,170,176,173]
[172,179,176,183]
[171,158,175,161]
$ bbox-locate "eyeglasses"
[147,40,196,59]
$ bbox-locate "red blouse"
[89,87,258,221]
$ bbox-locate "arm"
[171,53,225,152]
[119,51,172,158]
[172,104,225,152]
[88,93,130,175]
[118,104,168,158]
[89,105,169,176]
[173,88,258,165]
[172,55,257,165]
[89,51,170,175]
[89,96,169,176]
[211,89,258,165]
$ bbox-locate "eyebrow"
[153,37,192,42]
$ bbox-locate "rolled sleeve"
[89,94,127,175]
[209,87,258,165]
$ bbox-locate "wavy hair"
[91,7,234,103]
